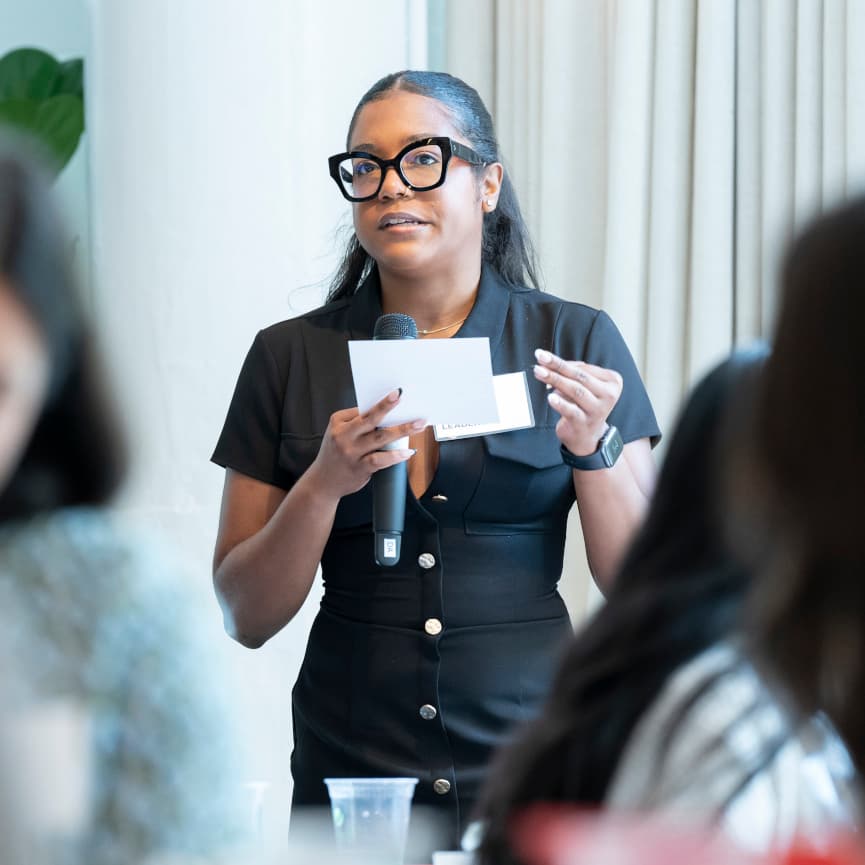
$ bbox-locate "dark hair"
[0,143,125,520]
[327,70,540,301]
[475,349,766,865]
[737,195,865,777]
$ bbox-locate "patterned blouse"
[0,507,249,864]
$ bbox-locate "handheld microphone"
[372,313,418,567]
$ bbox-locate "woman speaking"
[212,70,660,846]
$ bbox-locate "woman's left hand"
[533,348,623,456]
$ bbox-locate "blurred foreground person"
[474,349,858,864]
[737,196,865,805]
[0,144,247,863]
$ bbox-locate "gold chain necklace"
[418,316,468,336]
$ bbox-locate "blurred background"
[2,0,864,846]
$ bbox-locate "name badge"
[434,371,535,441]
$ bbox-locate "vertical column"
[86,0,426,835]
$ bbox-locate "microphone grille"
[373,313,418,340]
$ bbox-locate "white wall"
[86,0,426,843]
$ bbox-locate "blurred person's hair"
[735,195,865,779]
[0,141,125,520]
[475,349,767,865]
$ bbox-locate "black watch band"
[560,425,624,470]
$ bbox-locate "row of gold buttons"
[419,551,449,793]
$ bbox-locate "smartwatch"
[560,425,624,470]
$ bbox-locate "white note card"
[434,371,535,440]
[348,337,499,426]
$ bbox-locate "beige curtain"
[435,0,865,616]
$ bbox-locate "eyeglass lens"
[338,142,445,198]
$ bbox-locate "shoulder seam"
[256,328,285,385]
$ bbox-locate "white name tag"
[434,371,535,441]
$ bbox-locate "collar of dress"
[346,264,531,351]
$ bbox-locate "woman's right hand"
[308,388,424,499]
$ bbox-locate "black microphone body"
[372,313,417,566]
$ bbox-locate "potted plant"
[0,46,84,177]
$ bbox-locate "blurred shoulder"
[0,507,134,575]
[0,507,214,664]
[0,507,170,590]
[608,643,860,850]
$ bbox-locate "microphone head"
[373,313,418,340]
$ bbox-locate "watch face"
[601,427,624,467]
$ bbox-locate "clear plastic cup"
[324,777,418,865]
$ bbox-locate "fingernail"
[535,348,552,364]
[388,388,401,402]
[411,419,426,430]
[534,364,549,380]
[548,392,560,406]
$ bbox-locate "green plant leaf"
[0,48,85,177]
[0,99,53,168]
[0,48,61,101]
[0,94,84,175]
[56,58,84,100]
[0,98,39,127]
[34,94,84,171]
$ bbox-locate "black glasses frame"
[327,136,487,202]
